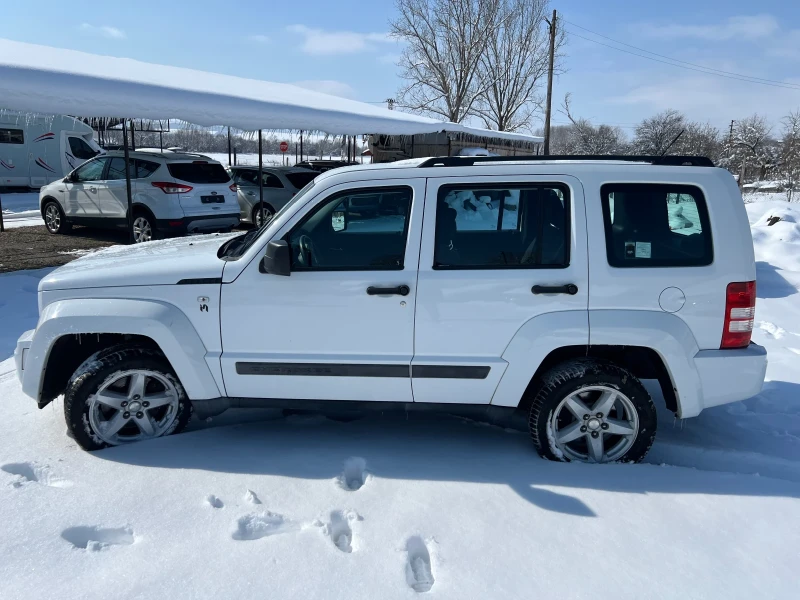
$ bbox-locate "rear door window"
[434,184,569,269]
[167,162,230,184]
[601,184,712,267]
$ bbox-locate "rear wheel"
[252,204,274,228]
[132,213,157,243]
[528,360,657,463]
[64,346,192,451]
[43,201,71,234]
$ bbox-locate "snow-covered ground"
[0,201,799,599]
[1,191,41,228]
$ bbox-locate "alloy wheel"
[133,216,152,243]
[87,369,180,445]
[45,204,61,233]
[549,385,639,463]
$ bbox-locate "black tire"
[252,203,274,228]
[528,359,657,463]
[42,200,71,234]
[64,346,192,451]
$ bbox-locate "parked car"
[228,165,318,227]
[39,151,239,242]
[16,155,766,464]
[295,160,359,173]
[0,112,103,188]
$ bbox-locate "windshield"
[220,180,316,259]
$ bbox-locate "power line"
[563,21,800,91]
[564,19,800,89]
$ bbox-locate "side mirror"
[260,240,291,276]
[332,202,348,232]
[64,173,75,183]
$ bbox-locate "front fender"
[22,298,221,402]
[590,310,702,418]
[492,310,589,407]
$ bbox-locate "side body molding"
[22,298,222,403]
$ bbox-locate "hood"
[40,233,234,291]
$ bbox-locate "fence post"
[0,192,4,233]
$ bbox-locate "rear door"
[166,161,233,217]
[412,174,588,404]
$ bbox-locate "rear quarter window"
[167,162,230,184]
[601,183,713,267]
[285,172,318,189]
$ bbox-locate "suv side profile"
[15,155,767,464]
[228,166,318,227]
[40,151,240,242]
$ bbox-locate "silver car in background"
[228,166,319,227]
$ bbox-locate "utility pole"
[543,9,557,156]
[227,126,232,166]
[122,119,134,244]
[728,120,735,146]
[258,129,265,226]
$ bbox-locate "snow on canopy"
[0,38,540,142]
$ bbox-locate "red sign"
[279,141,289,153]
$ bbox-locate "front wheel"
[529,360,657,463]
[43,201,71,234]
[64,346,192,451]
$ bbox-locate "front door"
[412,175,589,404]
[63,157,108,218]
[220,178,426,402]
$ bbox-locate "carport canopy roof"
[0,38,541,143]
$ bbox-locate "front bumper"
[157,213,240,235]
[693,342,768,411]
[14,329,34,385]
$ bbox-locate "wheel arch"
[23,298,222,408]
[518,345,678,415]
[40,196,61,217]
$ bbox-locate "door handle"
[532,284,579,295]
[367,285,410,296]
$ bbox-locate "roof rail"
[417,155,715,168]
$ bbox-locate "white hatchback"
[39,151,240,242]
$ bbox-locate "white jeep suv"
[39,151,240,242]
[15,155,767,463]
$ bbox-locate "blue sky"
[3,0,799,135]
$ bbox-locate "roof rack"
[417,155,715,168]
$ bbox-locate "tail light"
[229,183,237,193]
[151,181,193,194]
[721,281,756,349]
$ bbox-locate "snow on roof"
[0,39,541,143]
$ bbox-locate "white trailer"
[0,113,103,188]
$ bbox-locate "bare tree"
[472,0,563,132]
[633,109,685,155]
[558,93,626,154]
[391,0,503,123]
[781,110,800,202]
[726,114,777,182]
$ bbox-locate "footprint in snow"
[759,321,786,339]
[1,462,72,488]
[244,489,262,505]
[324,510,362,553]
[62,526,135,551]
[205,495,224,509]
[405,536,436,593]
[232,512,297,541]
[338,457,369,491]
